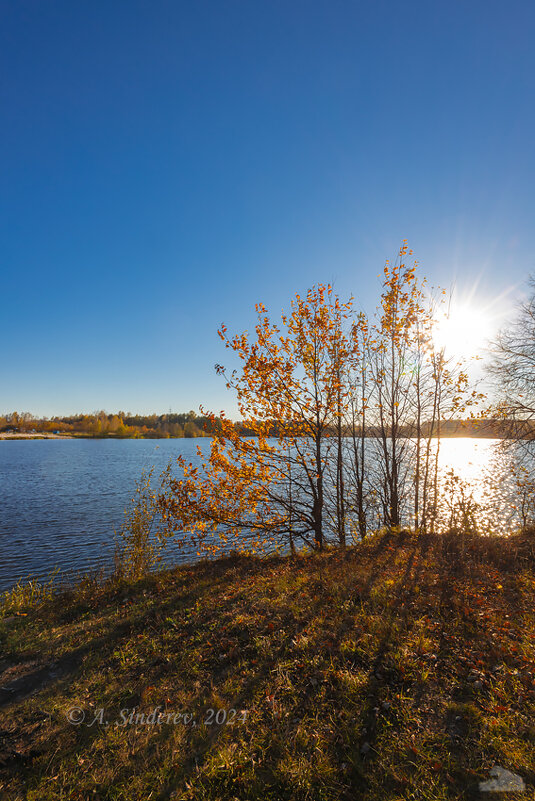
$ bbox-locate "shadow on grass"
[1,534,533,800]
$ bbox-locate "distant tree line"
[0,410,222,439]
[1,409,510,441]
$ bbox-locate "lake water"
[0,437,515,592]
[0,438,207,592]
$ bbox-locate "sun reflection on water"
[434,438,518,532]
[437,438,498,500]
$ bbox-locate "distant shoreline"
[0,431,511,441]
[0,432,71,440]
[0,432,192,440]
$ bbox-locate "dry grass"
[0,530,534,800]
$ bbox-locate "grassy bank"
[1,531,534,800]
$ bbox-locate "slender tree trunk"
[336,369,346,546]
[414,349,422,531]
[390,331,400,528]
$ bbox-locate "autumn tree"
[157,246,483,556]
[184,420,203,438]
[159,285,353,553]
[342,310,372,537]
[108,414,123,433]
[350,244,481,532]
[363,249,426,527]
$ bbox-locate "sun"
[433,302,492,359]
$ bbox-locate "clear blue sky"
[2,0,534,417]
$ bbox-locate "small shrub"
[114,467,162,581]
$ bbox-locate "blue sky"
[2,0,534,417]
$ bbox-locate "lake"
[0,438,207,592]
[0,436,515,592]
